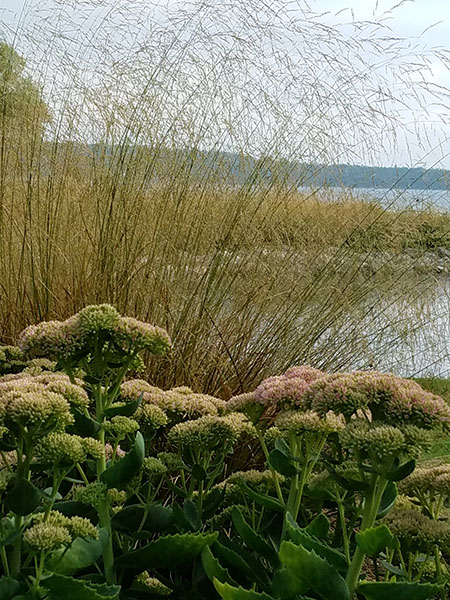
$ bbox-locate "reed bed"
[1,0,450,394]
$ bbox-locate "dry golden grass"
[2,0,450,393]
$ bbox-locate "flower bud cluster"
[225,392,266,424]
[157,452,186,472]
[400,462,450,498]
[143,456,167,475]
[225,469,285,487]
[0,345,23,363]
[340,420,414,462]
[383,508,450,551]
[135,404,168,431]
[114,317,171,354]
[167,413,254,449]
[254,364,325,409]
[24,523,71,552]
[275,409,344,436]
[104,416,139,439]
[22,358,56,374]
[33,511,98,540]
[18,304,171,360]
[72,481,125,509]
[36,432,104,465]
[120,379,224,424]
[134,572,172,596]
[0,379,74,432]
[303,371,450,429]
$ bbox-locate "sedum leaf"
[47,528,109,575]
[279,541,350,600]
[214,579,277,600]
[115,531,218,570]
[201,546,238,586]
[100,431,144,489]
[43,574,120,599]
[355,524,396,556]
[357,581,444,600]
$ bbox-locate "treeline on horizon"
[80,144,450,191]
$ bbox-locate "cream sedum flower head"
[167,413,254,448]
[24,523,71,552]
[275,409,344,435]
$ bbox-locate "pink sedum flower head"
[254,364,325,410]
[302,371,450,430]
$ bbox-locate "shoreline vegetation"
[3,0,450,393]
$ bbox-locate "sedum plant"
[208,369,450,600]
[1,310,450,600]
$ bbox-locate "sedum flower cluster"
[36,432,103,465]
[274,409,344,436]
[301,371,450,429]
[339,419,432,463]
[167,413,256,449]
[24,511,98,553]
[120,379,226,427]
[0,377,75,436]
[383,508,450,552]
[225,365,325,425]
[18,304,171,361]
[399,461,450,522]
[254,364,325,409]
[71,481,126,510]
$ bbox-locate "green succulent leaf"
[0,576,19,600]
[274,437,291,457]
[43,574,120,599]
[232,508,279,567]
[100,431,145,489]
[192,464,208,481]
[104,393,142,418]
[268,449,298,477]
[213,541,269,589]
[69,409,101,437]
[5,478,40,516]
[355,524,396,556]
[377,482,397,518]
[214,579,277,600]
[240,482,284,512]
[112,502,173,533]
[385,460,416,482]
[271,567,309,599]
[115,532,218,570]
[183,499,199,530]
[279,541,350,600]
[304,513,330,540]
[47,528,109,575]
[357,581,444,600]
[201,546,238,586]
[379,560,405,576]
[284,513,347,573]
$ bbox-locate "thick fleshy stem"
[345,474,388,596]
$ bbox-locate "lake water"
[346,280,450,378]
[304,186,450,212]
[313,187,450,377]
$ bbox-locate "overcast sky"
[1,0,450,168]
